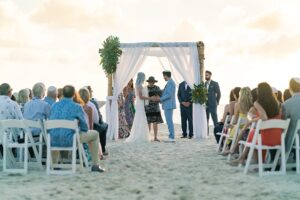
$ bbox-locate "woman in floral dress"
[118,93,131,138]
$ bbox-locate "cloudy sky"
[1,0,300,104]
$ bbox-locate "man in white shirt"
[0,83,23,120]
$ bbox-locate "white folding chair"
[243,119,290,177]
[288,119,300,173]
[44,120,88,175]
[222,117,247,154]
[24,120,47,163]
[216,115,231,153]
[0,119,43,174]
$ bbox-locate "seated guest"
[79,88,104,159]
[44,86,57,106]
[0,83,23,120]
[231,82,281,165]
[23,82,50,136]
[223,87,252,155]
[86,86,108,155]
[0,83,23,145]
[57,88,63,100]
[49,85,105,172]
[283,89,292,102]
[282,78,300,159]
[17,88,30,113]
[214,87,241,143]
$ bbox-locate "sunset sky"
[1,0,300,104]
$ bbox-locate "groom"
[156,70,176,142]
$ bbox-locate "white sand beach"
[0,124,300,200]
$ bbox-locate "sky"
[1,0,300,104]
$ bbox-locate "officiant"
[145,76,164,142]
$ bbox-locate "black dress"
[145,85,164,124]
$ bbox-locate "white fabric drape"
[106,45,149,140]
[105,42,207,140]
[161,43,208,139]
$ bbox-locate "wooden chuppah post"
[107,74,113,96]
[197,41,205,82]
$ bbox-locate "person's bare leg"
[153,123,159,141]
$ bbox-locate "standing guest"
[177,80,193,139]
[145,76,163,141]
[282,78,300,159]
[118,92,131,138]
[44,86,57,106]
[23,82,50,136]
[17,88,30,113]
[283,89,292,102]
[205,70,221,133]
[49,85,105,172]
[57,88,63,100]
[124,79,136,129]
[0,83,23,120]
[86,86,108,155]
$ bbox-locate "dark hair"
[232,87,241,100]
[229,89,235,102]
[251,88,258,103]
[257,82,279,118]
[11,95,16,101]
[276,90,283,103]
[63,85,75,98]
[205,70,212,76]
[0,83,12,95]
[283,89,292,102]
[162,71,171,78]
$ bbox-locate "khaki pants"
[52,130,101,166]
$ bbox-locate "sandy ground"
[1,124,300,200]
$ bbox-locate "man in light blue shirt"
[49,85,105,172]
[44,86,57,106]
[24,82,50,136]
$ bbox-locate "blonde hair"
[18,89,30,104]
[79,88,90,104]
[238,87,253,114]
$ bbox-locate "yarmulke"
[292,77,300,84]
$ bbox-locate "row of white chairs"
[216,115,300,177]
[0,119,89,175]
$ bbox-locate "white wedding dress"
[125,86,150,143]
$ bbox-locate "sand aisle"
[0,124,300,200]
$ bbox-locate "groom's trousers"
[164,109,175,139]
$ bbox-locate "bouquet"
[191,82,208,105]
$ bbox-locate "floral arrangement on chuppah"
[99,35,122,75]
[191,82,208,105]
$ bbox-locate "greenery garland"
[191,82,208,105]
[99,36,122,75]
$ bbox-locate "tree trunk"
[108,74,113,96]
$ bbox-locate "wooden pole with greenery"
[99,36,122,97]
[197,41,205,82]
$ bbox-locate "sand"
[1,124,300,200]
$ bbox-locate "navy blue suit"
[177,81,193,137]
[205,80,221,128]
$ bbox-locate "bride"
[125,72,154,143]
